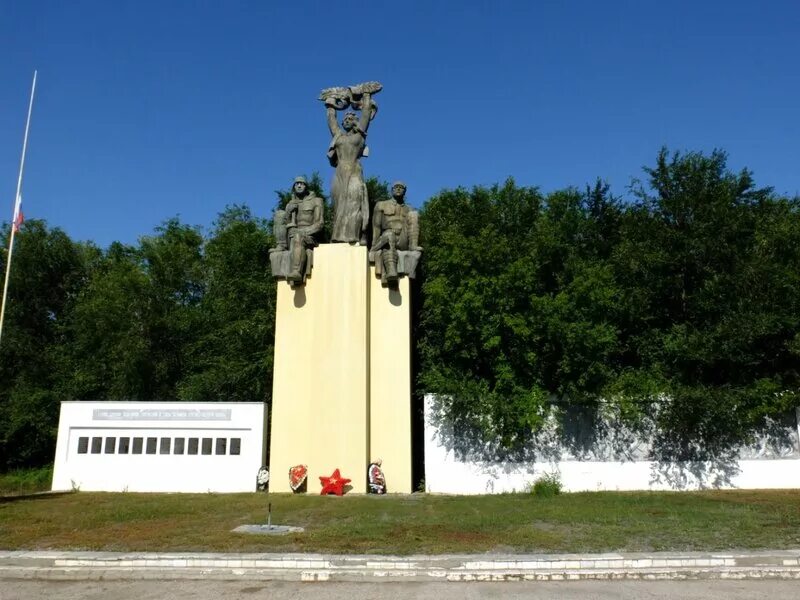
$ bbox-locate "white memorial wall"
[424,395,800,494]
[51,401,266,493]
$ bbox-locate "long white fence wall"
[52,401,266,493]
[424,395,800,494]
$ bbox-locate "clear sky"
[1,1,799,247]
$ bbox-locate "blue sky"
[1,1,799,247]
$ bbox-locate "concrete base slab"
[232,524,304,535]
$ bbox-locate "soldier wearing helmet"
[270,176,324,285]
[370,181,422,283]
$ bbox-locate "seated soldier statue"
[370,181,422,283]
[270,176,324,285]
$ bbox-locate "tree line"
[1,149,799,470]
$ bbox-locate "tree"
[139,218,205,399]
[418,151,800,460]
[612,149,800,458]
[178,205,275,403]
[0,220,92,469]
[418,179,551,451]
[60,241,151,400]
[4,147,799,470]
[61,218,205,402]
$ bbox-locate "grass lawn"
[0,467,53,495]
[1,490,799,555]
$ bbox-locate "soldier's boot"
[287,236,305,282]
[384,250,399,282]
[270,210,288,253]
[287,259,304,283]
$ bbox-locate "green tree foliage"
[2,148,799,470]
[419,179,623,451]
[61,241,153,399]
[613,149,800,457]
[0,221,92,468]
[0,210,274,469]
[419,150,800,458]
[138,219,205,399]
[178,205,274,402]
[61,219,205,401]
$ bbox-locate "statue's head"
[293,176,308,196]
[342,111,358,131]
[391,181,407,201]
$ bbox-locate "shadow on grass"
[0,490,77,504]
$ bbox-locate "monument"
[269,176,324,286]
[370,181,422,283]
[269,82,420,493]
[321,82,381,245]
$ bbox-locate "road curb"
[1,550,799,582]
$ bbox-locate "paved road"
[2,579,799,599]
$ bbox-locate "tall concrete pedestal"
[369,270,412,493]
[269,245,369,493]
[269,245,413,494]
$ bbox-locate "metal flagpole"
[0,70,37,347]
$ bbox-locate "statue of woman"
[324,89,376,244]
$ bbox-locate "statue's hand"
[349,97,378,120]
[325,97,348,110]
[320,86,351,110]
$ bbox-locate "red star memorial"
[319,468,351,496]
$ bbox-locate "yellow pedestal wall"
[369,270,413,493]
[269,245,369,493]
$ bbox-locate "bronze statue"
[320,82,382,244]
[269,176,324,285]
[370,181,422,284]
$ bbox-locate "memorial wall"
[51,401,266,493]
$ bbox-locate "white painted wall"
[51,401,266,493]
[424,395,800,494]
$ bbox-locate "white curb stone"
[1,550,800,582]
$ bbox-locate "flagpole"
[0,70,37,347]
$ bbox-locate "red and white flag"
[12,195,23,233]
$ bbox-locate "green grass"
[529,472,563,497]
[1,490,799,554]
[0,467,53,495]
